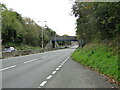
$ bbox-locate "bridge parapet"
[51,36,77,41]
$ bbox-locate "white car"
[2,47,17,52]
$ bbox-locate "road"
[1,46,114,88]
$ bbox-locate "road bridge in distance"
[51,36,78,41]
[50,36,78,48]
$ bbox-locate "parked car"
[2,47,17,52]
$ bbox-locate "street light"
[38,21,47,49]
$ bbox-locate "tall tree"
[72,2,120,43]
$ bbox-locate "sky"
[0,0,77,36]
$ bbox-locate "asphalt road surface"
[1,46,114,88]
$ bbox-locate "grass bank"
[71,43,119,84]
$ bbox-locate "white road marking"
[64,59,67,62]
[24,59,37,64]
[38,87,41,88]
[61,63,64,66]
[47,75,52,80]
[37,55,71,88]
[62,61,66,64]
[65,56,70,61]
[59,65,62,68]
[62,56,70,64]
[52,71,56,74]
[0,65,16,72]
[56,68,60,71]
[40,81,47,87]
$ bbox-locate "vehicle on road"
[2,47,17,52]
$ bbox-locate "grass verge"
[15,44,42,51]
[71,43,119,85]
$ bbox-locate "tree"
[62,34,69,36]
[1,3,57,48]
[72,2,120,43]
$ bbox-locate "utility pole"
[38,21,47,49]
[41,26,44,49]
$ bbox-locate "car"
[2,47,17,52]
[64,46,69,48]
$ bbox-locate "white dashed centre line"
[56,68,60,71]
[59,65,62,68]
[37,55,71,88]
[40,81,47,87]
[24,59,37,64]
[52,71,56,74]
[0,65,16,72]
[62,62,65,64]
[61,63,64,66]
[47,75,52,80]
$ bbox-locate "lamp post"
[38,21,47,49]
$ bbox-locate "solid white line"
[65,56,70,61]
[40,81,47,87]
[62,56,70,64]
[52,71,56,74]
[24,59,37,64]
[56,68,60,71]
[63,61,66,63]
[47,75,52,80]
[64,59,67,62]
[0,65,16,72]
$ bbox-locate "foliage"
[1,3,56,49]
[71,43,119,82]
[62,34,69,36]
[15,44,42,51]
[72,2,120,85]
[72,2,120,43]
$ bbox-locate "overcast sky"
[1,0,77,36]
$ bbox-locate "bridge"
[51,36,78,41]
[45,36,78,49]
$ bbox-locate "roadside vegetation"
[71,2,119,85]
[0,3,56,51]
[71,43,119,83]
[7,44,42,51]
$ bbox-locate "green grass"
[71,43,119,82]
[15,44,42,51]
